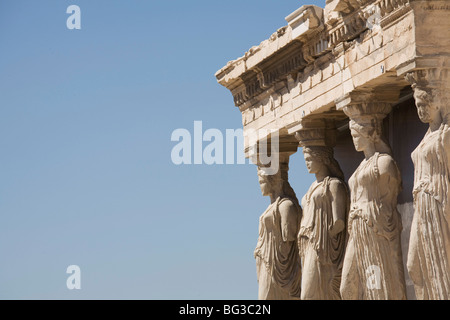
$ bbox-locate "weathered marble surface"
[339,103,406,300]
[217,0,450,300]
[299,146,349,300]
[254,155,302,300]
[406,69,450,300]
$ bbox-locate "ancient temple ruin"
[216,0,450,300]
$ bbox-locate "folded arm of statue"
[329,179,348,237]
[377,153,402,206]
[442,124,450,211]
[280,199,300,242]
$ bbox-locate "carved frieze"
[231,41,308,109]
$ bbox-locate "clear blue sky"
[0,0,324,299]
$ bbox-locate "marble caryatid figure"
[340,103,406,300]
[406,70,450,300]
[299,145,349,300]
[254,153,302,300]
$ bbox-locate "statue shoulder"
[328,177,348,195]
[442,124,450,146]
[278,198,300,214]
[376,153,399,177]
[328,177,346,186]
[442,125,450,163]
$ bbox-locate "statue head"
[257,161,288,197]
[303,146,344,180]
[343,102,392,155]
[349,116,391,155]
[257,153,300,208]
[406,70,447,125]
[413,87,440,124]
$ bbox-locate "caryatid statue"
[406,69,450,300]
[254,152,302,300]
[295,121,349,300]
[340,102,407,300]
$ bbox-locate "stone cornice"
[216,0,414,112]
[215,5,325,108]
[215,0,448,154]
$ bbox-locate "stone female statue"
[406,79,450,300]
[340,108,406,300]
[298,146,349,300]
[254,155,302,300]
